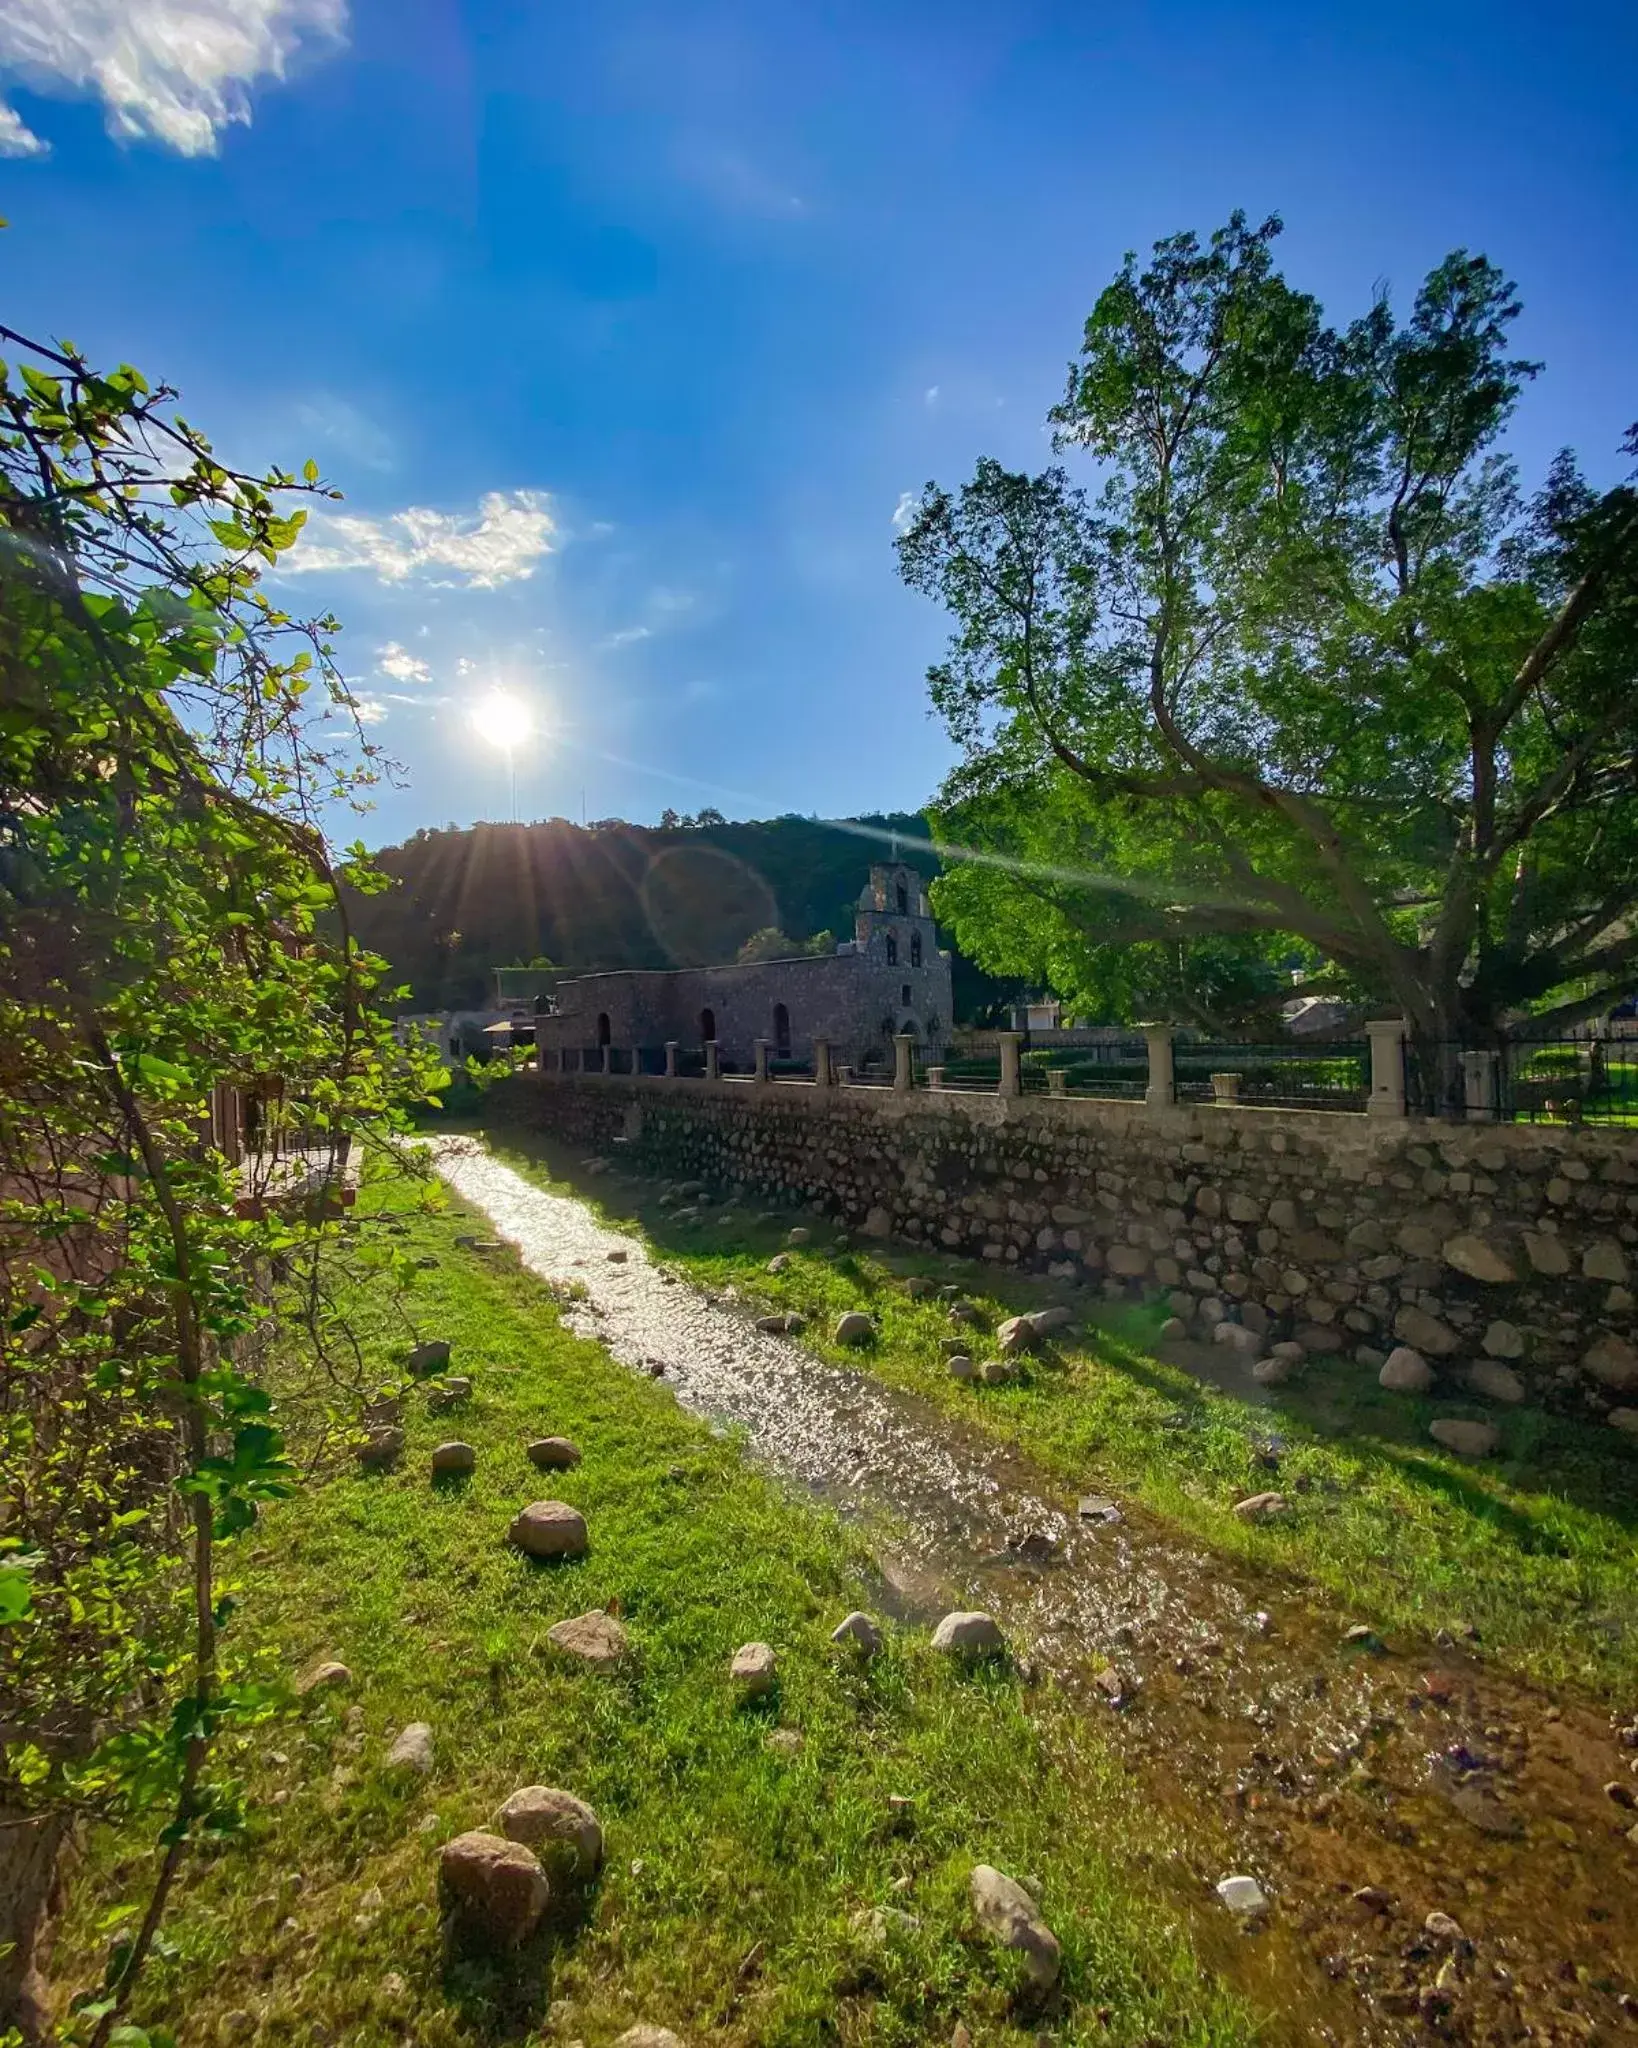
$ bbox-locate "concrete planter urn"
[1210,1071,1242,1104]
[1046,1069,1068,1097]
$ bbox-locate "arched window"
[596,1011,611,1047]
[699,1007,716,1044]
[895,880,908,915]
[885,933,898,966]
[773,1002,791,1057]
[910,931,922,968]
[901,983,911,1006]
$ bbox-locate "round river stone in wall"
[1379,1346,1434,1393]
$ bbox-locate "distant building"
[533,861,953,1071]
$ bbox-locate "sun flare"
[469,689,534,753]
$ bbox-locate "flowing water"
[428,1136,1637,2046]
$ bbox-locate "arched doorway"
[699,1006,716,1044]
[596,1011,611,1048]
[773,1002,791,1058]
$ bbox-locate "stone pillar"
[997,1031,1023,1097]
[704,1040,720,1082]
[1143,1026,1175,1109]
[1461,1048,1500,1122]
[925,1064,945,1091]
[893,1032,916,1092]
[754,1037,771,1084]
[601,1043,613,1075]
[664,1041,678,1078]
[1047,1067,1067,1097]
[813,1038,834,1088]
[1366,1018,1409,1119]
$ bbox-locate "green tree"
[0,321,440,2042]
[896,213,1638,1098]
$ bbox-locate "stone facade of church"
[532,861,954,1072]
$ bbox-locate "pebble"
[606,1248,628,1263]
[527,1436,582,1470]
[295,1660,352,1695]
[544,1610,630,1669]
[1216,1874,1269,1915]
[384,1721,435,1774]
[730,1642,778,1695]
[495,1785,603,1878]
[831,1611,883,1655]
[1424,1910,1466,1942]
[508,1501,589,1560]
[931,1611,1005,1657]
[968,1865,1061,1987]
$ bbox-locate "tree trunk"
[0,1806,72,2044]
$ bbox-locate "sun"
[469,690,534,753]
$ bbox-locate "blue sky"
[4,0,1635,847]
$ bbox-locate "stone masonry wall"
[497,1071,1638,1436]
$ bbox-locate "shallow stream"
[429,1135,1637,2046]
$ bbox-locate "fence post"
[1461,1048,1500,1122]
[704,1041,719,1082]
[1366,1019,1409,1119]
[754,1037,771,1084]
[664,1041,678,1078]
[997,1031,1023,1097]
[1143,1026,1175,1110]
[600,1044,612,1075]
[813,1037,834,1088]
[893,1033,916,1093]
[926,1064,945,1091]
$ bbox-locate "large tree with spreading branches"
[896,213,1638,1095]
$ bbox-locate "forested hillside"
[352,812,1015,1017]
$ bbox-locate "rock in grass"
[408,1340,451,1375]
[544,1610,630,1669]
[730,1642,777,1695]
[431,1441,475,1477]
[616,2029,684,2048]
[296,1659,352,1695]
[1158,1316,1188,1341]
[385,1721,434,1774]
[968,1865,1061,1987]
[527,1436,582,1470]
[833,1311,874,1347]
[947,1354,976,1381]
[902,1276,935,1298]
[357,1425,404,1470]
[1379,1346,1433,1393]
[1251,1357,1291,1386]
[787,1227,811,1246]
[427,1376,473,1411]
[831,1611,882,1655]
[496,1785,603,1878]
[766,1253,791,1274]
[931,1611,1004,1657]
[439,1829,549,1946]
[1216,1873,1269,1915]
[1232,1492,1288,1522]
[1428,1417,1500,1459]
[995,1315,1035,1356]
[508,1501,589,1560]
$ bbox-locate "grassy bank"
[485,1126,1638,1705]
[57,1165,1261,2048]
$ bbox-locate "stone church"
[532,861,953,1072]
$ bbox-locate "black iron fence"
[1173,1040,1370,1112]
[1408,1034,1638,1125]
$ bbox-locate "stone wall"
[497,1072,1638,1434]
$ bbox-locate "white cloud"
[0,102,45,155]
[600,625,652,651]
[376,640,432,684]
[348,692,388,725]
[285,489,556,589]
[0,0,347,158]
[892,490,918,531]
[924,385,940,407]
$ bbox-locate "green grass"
[484,1126,1638,1705]
[58,1164,1262,2048]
